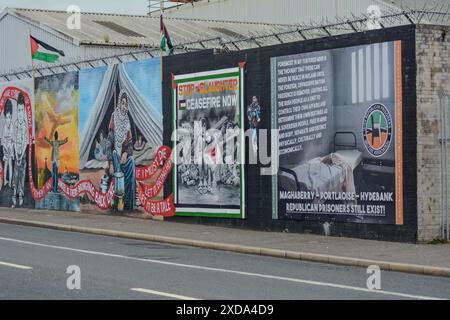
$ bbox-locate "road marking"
[0,260,33,270]
[0,236,444,300]
[131,288,200,300]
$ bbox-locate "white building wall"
[164,0,395,25]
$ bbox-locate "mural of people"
[0,80,35,209]
[44,131,69,193]
[195,118,211,194]
[34,71,80,212]
[174,67,245,218]
[0,64,171,216]
[176,113,240,202]
[107,90,136,211]
[134,135,146,152]
[12,93,29,207]
[2,99,14,188]
[78,58,164,215]
[94,130,107,161]
[247,95,261,154]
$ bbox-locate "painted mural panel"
[172,66,246,219]
[78,58,173,216]
[34,72,80,211]
[0,80,35,208]
[271,41,403,225]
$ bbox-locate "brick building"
[416,25,450,241]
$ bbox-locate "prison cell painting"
[34,72,80,212]
[78,58,168,216]
[271,41,403,225]
[172,66,246,219]
[0,80,35,209]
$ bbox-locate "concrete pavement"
[0,208,449,278]
[1,224,450,300]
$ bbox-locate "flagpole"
[29,29,36,86]
[160,1,164,84]
[30,28,36,147]
[29,28,37,185]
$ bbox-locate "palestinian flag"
[178,100,187,110]
[160,16,174,55]
[30,36,65,63]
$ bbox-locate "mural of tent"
[79,63,163,170]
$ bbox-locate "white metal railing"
[148,0,187,16]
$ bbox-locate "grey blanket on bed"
[293,161,343,195]
[291,153,356,196]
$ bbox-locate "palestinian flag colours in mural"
[30,36,65,63]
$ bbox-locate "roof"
[5,8,299,49]
[165,0,450,12]
[386,0,450,10]
[161,0,450,26]
[1,5,449,79]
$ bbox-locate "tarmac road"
[0,223,449,300]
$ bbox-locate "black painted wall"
[163,25,417,242]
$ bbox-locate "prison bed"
[279,132,362,194]
[333,132,363,171]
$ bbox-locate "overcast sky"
[0,0,170,15]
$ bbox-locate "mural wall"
[0,58,173,216]
[172,66,246,219]
[78,58,173,216]
[0,26,418,241]
[271,40,404,225]
[0,80,35,209]
[34,72,80,211]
